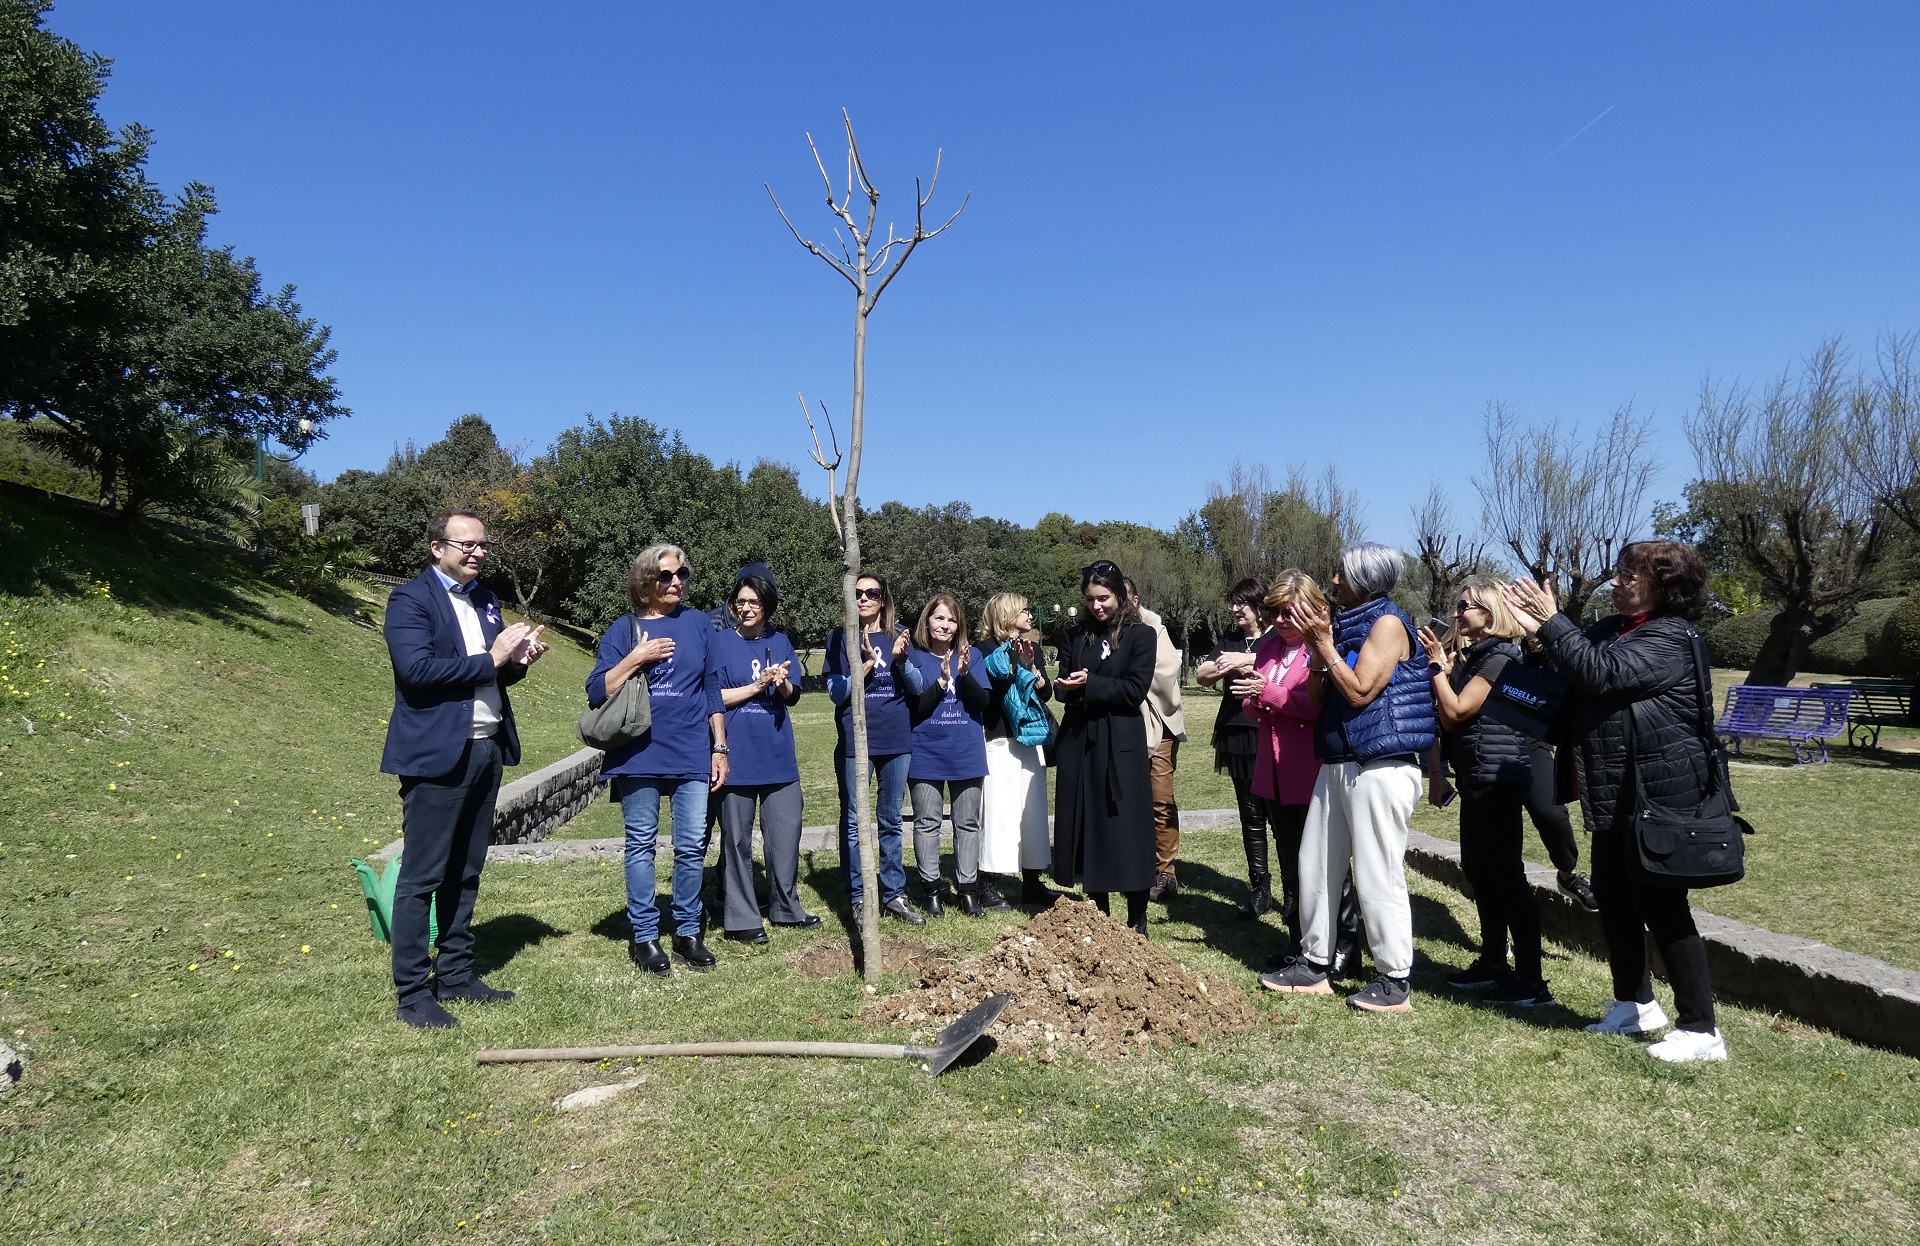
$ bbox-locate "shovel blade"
[927,992,1011,1077]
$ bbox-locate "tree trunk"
[847,282,882,977]
[1745,607,1816,686]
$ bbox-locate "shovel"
[475,992,1011,1078]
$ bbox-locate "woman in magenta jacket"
[1236,571,1359,970]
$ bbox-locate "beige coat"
[1137,607,1187,752]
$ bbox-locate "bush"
[1885,590,1920,680]
[1706,609,1777,671]
[1805,598,1907,676]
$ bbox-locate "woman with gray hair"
[1260,542,1438,1013]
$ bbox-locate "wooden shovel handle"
[475,1040,919,1065]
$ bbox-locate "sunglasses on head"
[656,566,691,585]
[1082,560,1119,576]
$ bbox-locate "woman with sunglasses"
[711,571,815,944]
[1417,580,1552,1006]
[823,574,923,926]
[1051,560,1158,936]
[587,544,726,976]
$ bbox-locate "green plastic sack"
[349,855,438,945]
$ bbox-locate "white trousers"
[1298,759,1420,977]
[980,736,1051,874]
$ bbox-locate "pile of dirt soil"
[793,937,954,980]
[862,899,1259,1061]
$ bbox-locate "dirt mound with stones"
[862,899,1259,1061]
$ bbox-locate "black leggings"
[1222,750,1269,881]
[1524,745,1580,874]
[1590,827,1716,1032]
[1089,890,1149,926]
[1459,788,1542,983]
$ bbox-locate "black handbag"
[1624,627,1751,889]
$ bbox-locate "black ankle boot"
[977,877,1013,912]
[955,884,985,917]
[1021,869,1060,906]
[670,934,716,972]
[1125,891,1149,937]
[1241,871,1275,919]
[918,877,946,917]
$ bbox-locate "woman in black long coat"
[1052,560,1158,936]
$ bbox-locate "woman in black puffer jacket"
[1418,581,1550,1006]
[1504,541,1726,1064]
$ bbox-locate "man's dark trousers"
[393,736,503,1005]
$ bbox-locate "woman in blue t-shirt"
[586,543,727,976]
[897,594,999,917]
[823,573,924,926]
[711,571,814,942]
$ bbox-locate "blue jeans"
[837,751,909,905]
[614,776,708,940]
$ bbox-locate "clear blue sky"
[50,2,1920,547]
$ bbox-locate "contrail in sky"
[1504,104,1617,193]
[1541,104,1616,164]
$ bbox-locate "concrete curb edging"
[1402,829,1920,1061]
[489,747,604,846]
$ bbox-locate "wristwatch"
[712,744,730,755]
[1427,662,1445,678]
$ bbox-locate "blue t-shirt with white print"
[905,644,989,782]
[587,606,723,781]
[711,627,801,786]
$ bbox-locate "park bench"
[1715,685,1854,764]
[1809,680,1918,749]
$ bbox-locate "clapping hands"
[1500,578,1557,636]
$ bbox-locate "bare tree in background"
[1476,401,1655,621]
[768,112,966,977]
[1689,339,1891,686]
[1844,331,1920,537]
[1411,483,1494,626]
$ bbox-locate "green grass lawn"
[4,496,1919,1244]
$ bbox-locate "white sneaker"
[1647,1027,1729,1063]
[1585,998,1670,1035]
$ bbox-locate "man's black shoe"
[672,934,717,972]
[770,913,823,929]
[722,926,769,945]
[629,939,671,976]
[917,878,947,917]
[435,976,515,1005]
[397,996,459,1029]
[881,895,927,926]
[955,885,985,918]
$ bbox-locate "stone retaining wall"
[489,746,603,846]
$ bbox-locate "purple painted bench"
[1716,685,1855,765]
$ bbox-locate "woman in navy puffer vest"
[1259,542,1438,1014]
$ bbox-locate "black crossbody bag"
[1623,627,1752,889]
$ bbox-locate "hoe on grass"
[475,993,1011,1080]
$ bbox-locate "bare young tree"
[1200,461,1363,587]
[1475,400,1655,621]
[1689,338,1891,686]
[1410,483,1494,625]
[1844,331,1920,537]
[769,112,966,976]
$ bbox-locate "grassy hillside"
[4,494,1918,1245]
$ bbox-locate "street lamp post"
[255,418,315,552]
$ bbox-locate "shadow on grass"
[472,914,567,976]
[0,494,303,639]
[1729,744,1920,773]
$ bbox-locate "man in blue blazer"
[381,510,548,1028]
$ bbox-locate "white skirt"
[980,735,1051,873]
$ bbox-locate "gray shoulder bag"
[576,616,653,750]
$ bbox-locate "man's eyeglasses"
[656,566,692,585]
[854,587,884,601]
[437,538,490,554]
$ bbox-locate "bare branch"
[765,184,861,292]
[798,392,844,543]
